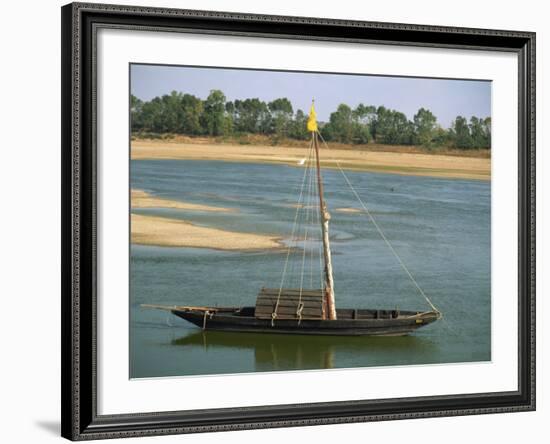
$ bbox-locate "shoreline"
[131,189,236,212]
[131,140,491,181]
[131,214,283,251]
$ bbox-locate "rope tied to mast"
[272,137,317,325]
[202,310,211,330]
[296,302,304,324]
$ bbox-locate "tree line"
[131,90,491,149]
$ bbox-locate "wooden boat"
[143,102,441,336]
[143,302,440,336]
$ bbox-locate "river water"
[130,159,490,378]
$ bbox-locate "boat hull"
[172,307,440,336]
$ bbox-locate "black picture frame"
[61,2,536,440]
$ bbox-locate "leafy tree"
[257,102,273,135]
[225,101,235,116]
[469,116,491,148]
[233,98,270,133]
[137,91,204,135]
[450,116,473,149]
[129,88,491,150]
[432,126,450,148]
[158,91,184,133]
[268,98,293,139]
[412,108,438,147]
[482,117,491,149]
[351,104,376,143]
[130,94,144,131]
[222,114,234,137]
[178,94,203,135]
[351,123,370,144]
[376,106,413,145]
[353,104,377,125]
[201,90,226,136]
[324,104,354,143]
[134,93,170,133]
[288,109,309,140]
[469,116,483,148]
[354,104,380,142]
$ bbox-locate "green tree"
[201,90,226,136]
[354,104,379,141]
[412,108,438,147]
[139,97,158,132]
[352,122,370,144]
[353,104,377,124]
[158,91,185,133]
[138,91,203,135]
[450,116,473,149]
[268,98,293,139]
[288,109,309,140]
[324,104,354,143]
[225,101,235,116]
[130,89,491,150]
[233,98,269,133]
[432,126,450,148]
[257,102,273,135]
[376,106,413,145]
[482,117,491,149]
[469,116,491,148]
[222,114,234,137]
[351,104,375,144]
[178,94,203,134]
[130,94,144,132]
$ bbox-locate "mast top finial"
[307,101,318,133]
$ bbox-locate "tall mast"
[308,103,337,320]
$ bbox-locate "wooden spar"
[313,130,337,320]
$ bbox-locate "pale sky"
[131,64,491,128]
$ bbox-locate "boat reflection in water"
[171,330,437,372]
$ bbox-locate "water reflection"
[172,330,437,372]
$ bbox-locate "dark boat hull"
[172,307,440,336]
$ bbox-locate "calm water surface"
[130,159,490,378]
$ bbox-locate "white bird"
[297,158,306,165]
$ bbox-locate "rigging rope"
[308,151,319,290]
[316,131,440,315]
[315,167,325,297]
[273,138,315,325]
[297,147,324,322]
[299,149,316,301]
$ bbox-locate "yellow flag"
[307,102,318,132]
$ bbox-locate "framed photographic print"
[61,2,536,440]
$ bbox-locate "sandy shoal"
[131,214,282,250]
[131,141,490,181]
[131,189,235,212]
[334,208,364,214]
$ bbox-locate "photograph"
[129,64,492,379]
